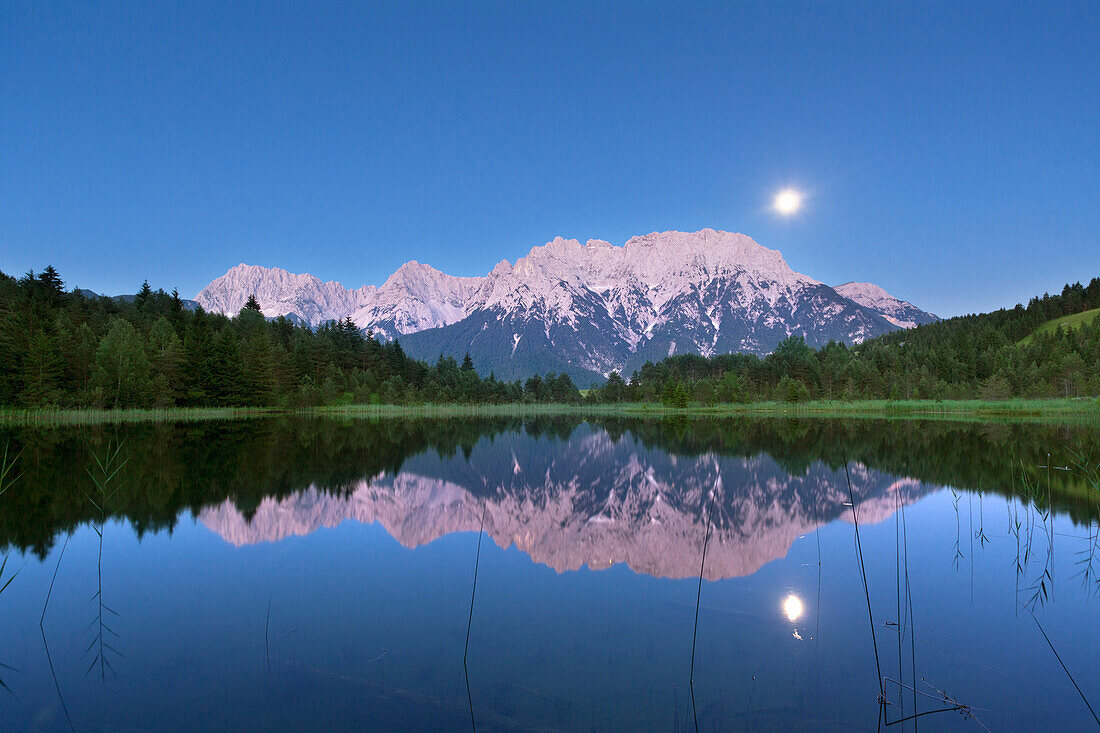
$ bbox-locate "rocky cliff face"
[834,281,938,329]
[195,230,937,382]
[199,429,932,580]
[349,261,483,339]
[195,261,480,337]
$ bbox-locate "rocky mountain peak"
[194,229,937,382]
[835,281,938,329]
[197,430,933,581]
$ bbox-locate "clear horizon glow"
[1,2,1098,318]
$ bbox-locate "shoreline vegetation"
[3,405,1099,557]
[4,267,1099,416]
[2,397,1098,427]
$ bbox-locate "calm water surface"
[1,417,1099,731]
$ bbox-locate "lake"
[1,416,1098,731]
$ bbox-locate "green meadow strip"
[1,397,1097,427]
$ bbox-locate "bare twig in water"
[882,677,991,731]
[951,490,965,571]
[0,555,17,598]
[464,502,487,732]
[1021,604,1100,726]
[0,444,23,699]
[689,485,716,733]
[844,463,884,704]
[0,442,23,497]
[0,443,23,597]
[38,531,75,731]
[40,625,75,731]
[266,595,272,673]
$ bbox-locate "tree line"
[2,266,1097,408]
[0,267,582,408]
[3,414,1096,556]
[589,277,1100,405]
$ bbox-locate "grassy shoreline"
[0,397,1097,427]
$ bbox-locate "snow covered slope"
[401,230,924,381]
[349,261,483,339]
[195,229,937,381]
[199,428,932,580]
[195,261,482,336]
[834,281,938,329]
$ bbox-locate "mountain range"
[195,229,937,383]
[200,427,931,580]
[77,288,201,311]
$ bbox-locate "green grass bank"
[1,397,1098,427]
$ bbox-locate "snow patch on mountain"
[349,261,483,338]
[835,281,939,329]
[198,434,934,581]
[196,261,482,335]
[194,230,937,382]
[195,264,374,326]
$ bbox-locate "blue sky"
[1,1,1097,317]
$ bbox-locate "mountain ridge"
[195,229,937,383]
[198,428,932,580]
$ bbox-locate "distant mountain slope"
[874,278,1100,349]
[834,282,938,328]
[400,230,921,382]
[195,262,481,338]
[349,261,483,339]
[193,264,375,326]
[194,229,937,383]
[199,427,932,580]
[77,288,200,311]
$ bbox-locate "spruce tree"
[134,280,153,311]
[149,318,187,405]
[20,332,62,406]
[241,333,277,406]
[37,266,64,297]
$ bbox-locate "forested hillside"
[3,266,1097,409]
[591,278,1100,404]
[0,267,581,408]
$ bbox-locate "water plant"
[951,489,965,571]
[464,502,487,732]
[1019,459,1057,611]
[83,440,127,680]
[0,443,21,697]
[1067,450,1100,597]
[0,444,20,580]
[688,484,717,733]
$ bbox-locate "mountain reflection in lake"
[0,416,1098,731]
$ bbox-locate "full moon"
[783,594,804,622]
[774,189,802,215]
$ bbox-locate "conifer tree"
[241,332,277,406]
[20,332,62,406]
[134,280,153,311]
[148,318,187,406]
[38,266,64,298]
